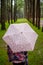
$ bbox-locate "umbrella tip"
[21,32,23,34]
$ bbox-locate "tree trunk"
[33,0,35,25]
[42,26,43,32]
[1,0,7,30]
[30,0,32,18]
[27,0,30,20]
[36,0,37,27]
[7,0,10,24]
[24,0,28,19]
[36,0,40,29]
[36,0,38,27]
[11,0,13,23]
[14,0,17,22]
[30,0,33,21]
[37,0,40,29]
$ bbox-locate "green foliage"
[17,0,24,9]
[40,18,43,20]
[15,0,24,15]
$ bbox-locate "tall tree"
[36,0,38,27]
[1,0,7,30]
[33,0,35,25]
[27,0,30,20]
[24,0,29,20]
[37,0,40,29]
[24,0,33,21]
[24,0,28,19]
[11,0,13,23]
[7,0,11,24]
[0,0,1,23]
[14,0,17,22]
[36,0,40,29]
[28,0,33,22]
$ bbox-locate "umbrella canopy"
[3,23,38,53]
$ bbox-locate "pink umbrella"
[2,23,38,53]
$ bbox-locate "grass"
[28,21,43,65]
[40,18,43,20]
[0,18,43,65]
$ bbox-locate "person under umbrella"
[3,23,38,65]
[7,45,28,65]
